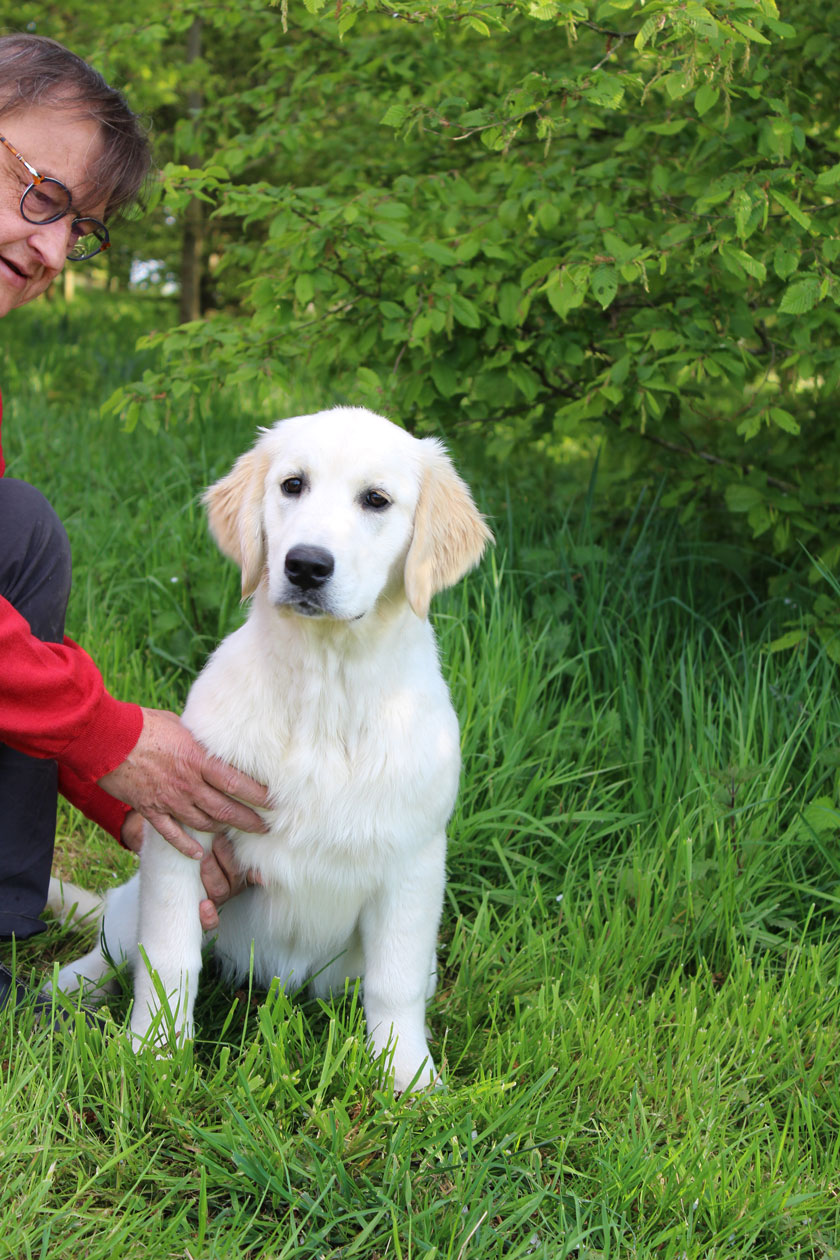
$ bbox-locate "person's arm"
[0,593,143,774]
[97,707,270,858]
[58,764,132,841]
[1,597,269,851]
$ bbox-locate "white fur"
[51,407,491,1093]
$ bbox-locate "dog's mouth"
[276,594,365,623]
[290,598,328,617]
[275,590,331,618]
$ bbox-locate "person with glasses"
[0,34,268,1015]
[0,131,110,264]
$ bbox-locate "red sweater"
[0,396,143,839]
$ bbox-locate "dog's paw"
[390,1049,440,1096]
[129,1013,193,1056]
[47,963,118,1005]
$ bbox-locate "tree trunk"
[179,16,204,324]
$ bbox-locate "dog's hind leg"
[50,876,141,1002]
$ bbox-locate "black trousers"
[0,478,72,940]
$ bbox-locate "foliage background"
[3,4,840,1255]
[2,296,840,1258]
[7,0,840,618]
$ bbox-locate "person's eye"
[27,186,59,214]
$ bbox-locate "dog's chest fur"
[183,592,460,889]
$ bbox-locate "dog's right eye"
[281,477,304,496]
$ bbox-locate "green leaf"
[602,232,639,264]
[450,293,482,328]
[769,407,800,435]
[736,412,763,441]
[800,797,840,834]
[583,75,625,110]
[694,82,720,116]
[730,18,771,44]
[725,484,765,513]
[590,265,618,310]
[379,301,405,321]
[355,366,382,398]
[767,628,809,654]
[294,273,315,304]
[545,269,588,318]
[773,243,800,280]
[422,241,458,265]
[521,257,563,288]
[778,277,820,315]
[772,189,812,231]
[537,203,560,232]
[718,242,767,283]
[497,283,524,328]
[815,162,840,191]
[634,14,660,51]
[380,104,409,129]
[508,362,541,401]
[430,359,460,397]
[647,119,688,136]
[733,190,752,241]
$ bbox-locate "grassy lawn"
[1,296,839,1258]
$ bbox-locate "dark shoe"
[0,962,107,1031]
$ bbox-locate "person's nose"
[27,217,71,272]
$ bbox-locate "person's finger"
[200,847,233,906]
[198,897,220,932]
[144,811,205,860]
[201,755,271,811]
[189,784,269,835]
[120,810,146,854]
[210,832,238,880]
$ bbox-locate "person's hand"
[99,707,269,859]
[198,832,263,932]
[119,814,262,931]
[119,809,145,854]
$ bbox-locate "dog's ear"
[203,446,270,599]
[404,438,493,620]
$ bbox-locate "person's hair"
[0,33,151,218]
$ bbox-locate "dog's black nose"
[285,544,335,590]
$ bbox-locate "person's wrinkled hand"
[100,707,269,859]
[119,814,262,932]
[198,832,264,932]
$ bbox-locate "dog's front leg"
[360,839,446,1093]
[130,826,207,1049]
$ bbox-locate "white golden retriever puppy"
[50,406,491,1092]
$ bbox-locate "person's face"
[0,105,105,317]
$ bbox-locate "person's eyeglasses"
[0,134,110,262]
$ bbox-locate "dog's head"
[204,407,492,623]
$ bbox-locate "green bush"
[72,0,840,585]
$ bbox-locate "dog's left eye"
[282,477,304,496]
[362,490,390,511]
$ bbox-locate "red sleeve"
[0,393,140,841]
[0,594,143,777]
[58,764,133,843]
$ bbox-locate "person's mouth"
[0,255,30,285]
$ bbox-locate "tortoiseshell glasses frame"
[0,133,110,261]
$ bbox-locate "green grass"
[1,295,839,1258]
